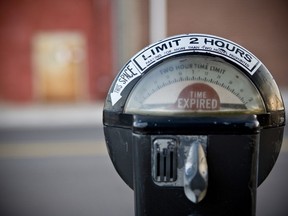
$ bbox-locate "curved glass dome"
[125,55,266,116]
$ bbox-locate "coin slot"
[152,138,177,182]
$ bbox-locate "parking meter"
[103,34,285,216]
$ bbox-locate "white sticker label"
[110,61,142,105]
[133,35,261,75]
[111,34,262,106]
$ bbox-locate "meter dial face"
[125,55,266,115]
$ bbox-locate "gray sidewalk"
[0,103,104,129]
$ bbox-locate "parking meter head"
[103,34,285,189]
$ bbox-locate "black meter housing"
[103,34,285,216]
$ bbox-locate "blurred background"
[0,0,287,215]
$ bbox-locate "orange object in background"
[32,32,87,102]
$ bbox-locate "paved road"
[0,126,287,216]
[0,155,134,216]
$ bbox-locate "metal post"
[149,0,167,43]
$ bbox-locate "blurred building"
[0,0,287,104]
[0,0,114,103]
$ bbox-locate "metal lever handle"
[184,140,208,203]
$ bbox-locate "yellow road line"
[0,141,108,159]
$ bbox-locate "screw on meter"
[124,55,266,115]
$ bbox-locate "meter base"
[133,133,259,216]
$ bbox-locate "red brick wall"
[167,0,288,87]
[0,0,113,102]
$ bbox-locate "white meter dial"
[125,55,266,115]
